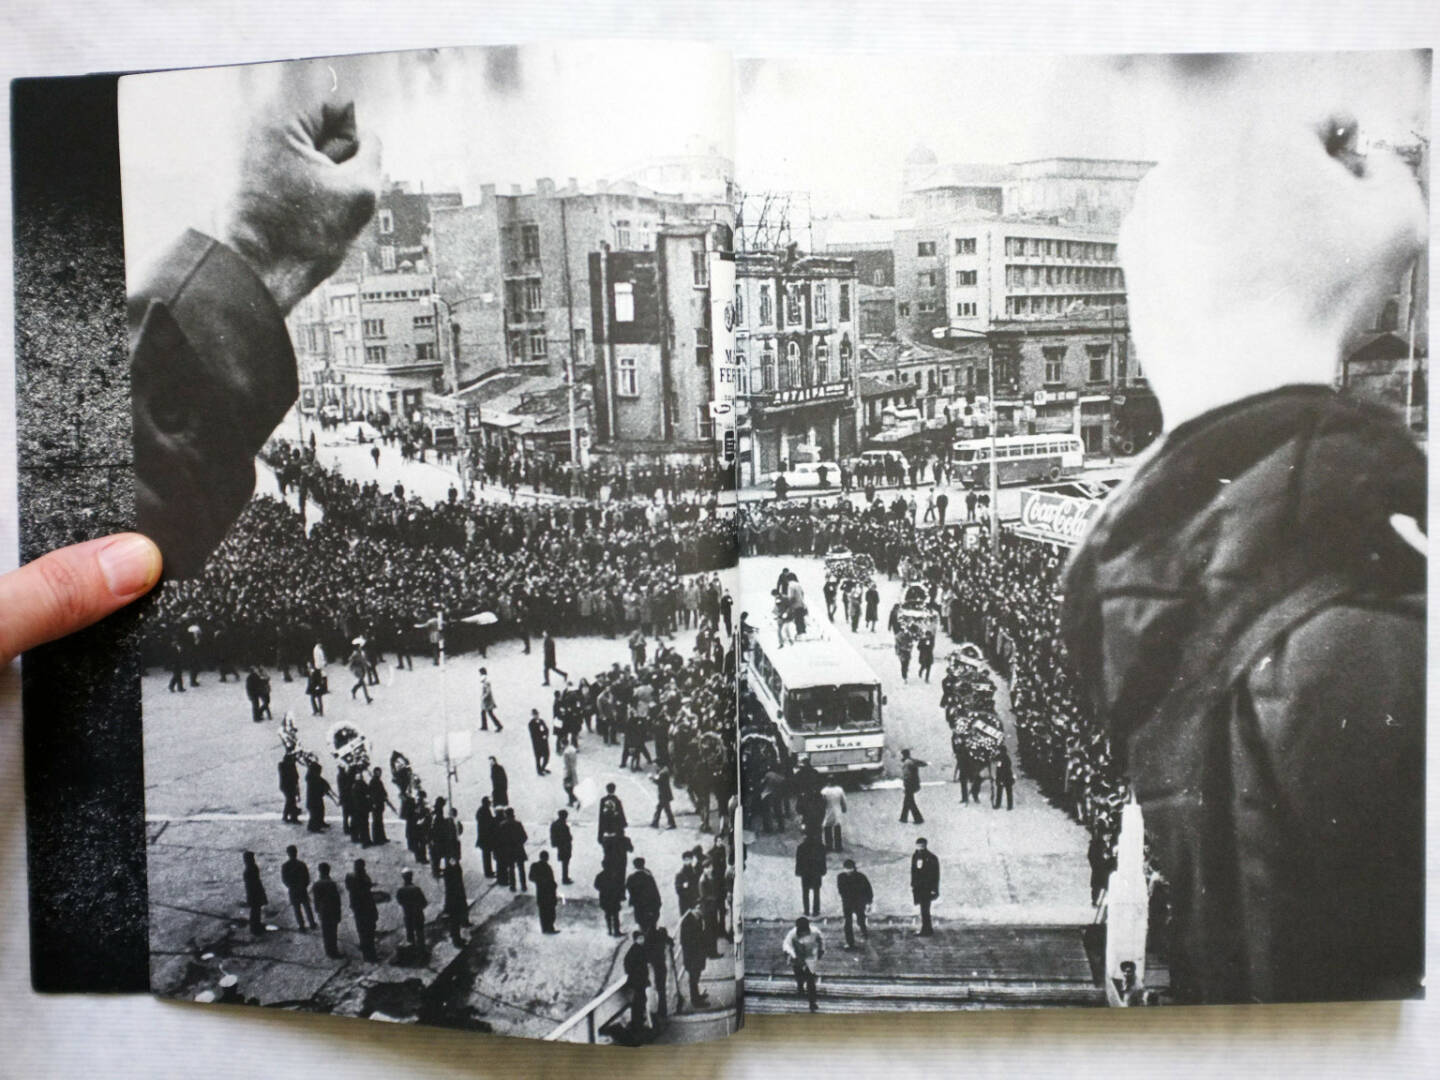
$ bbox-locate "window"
[692,249,708,287]
[813,283,828,324]
[734,283,744,326]
[330,295,355,315]
[1086,344,1110,383]
[366,345,387,364]
[761,343,776,391]
[524,279,543,311]
[617,355,639,396]
[954,237,976,255]
[898,302,910,316]
[415,342,436,361]
[615,219,632,249]
[413,314,434,329]
[345,345,359,365]
[1133,353,1144,380]
[917,241,937,256]
[955,270,977,286]
[785,341,801,387]
[509,332,525,360]
[1043,346,1066,384]
[815,341,830,384]
[363,318,385,337]
[955,301,976,317]
[785,283,803,326]
[839,283,851,322]
[839,337,853,379]
[572,328,586,361]
[872,268,885,286]
[697,405,714,440]
[380,246,396,271]
[917,271,937,288]
[759,284,774,326]
[917,300,936,314]
[529,331,547,360]
[377,208,393,235]
[521,224,541,259]
[614,281,635,322]
[941,367,952,386]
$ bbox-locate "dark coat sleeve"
[131,230,298,577]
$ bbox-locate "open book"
[12,41,1427,1044]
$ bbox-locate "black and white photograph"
[731,49,1429,1013]
[120,41,742,1044]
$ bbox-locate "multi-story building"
[347,181,463,276]
[431,177,731,389]
[815,217,908,339]
[588,223,732,466]
[321,271,444,423]
[735,251,860,483]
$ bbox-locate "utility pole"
[988,342,999,558]
[437,607,453,809]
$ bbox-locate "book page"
[732,49,1427,1015]
[118,40,742,1044]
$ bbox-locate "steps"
[744,972,1104,1013]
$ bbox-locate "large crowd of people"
[739,496,1126,853]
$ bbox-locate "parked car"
[768,461,843,490]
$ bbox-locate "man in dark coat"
[626,857,662,933]
[795,833,828,916]
[650,766,676,829]
[472,797,496,878]
[1058,121,1425,1005]
[489,756,509,808]
[542,630,567,686]
[312,862,343,958]
[280,845,316,930]
[836,858,873,949]
[679,905,710,1007]
[367,767,394,843]
[898,749,927,824]
[596,868,625,937]
[549,810,574,885]
[345,858,379,961]
[442,859,469,945]
[531,850,559,933]
[278,752,301,824]
[597,783,627,842]
[623,930,651,1035]
[910,838,939,937]
[241,851,267,934]
[645,926,672,1019]
[502,808,528,891]
[527,709,551,775]
[395,869,428,949]
[674,850,700,913]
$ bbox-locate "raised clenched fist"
[219,65,382,313]
[1120,81,1427,426]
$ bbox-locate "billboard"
[1014,486,1105,547]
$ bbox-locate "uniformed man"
[280,845,316,930]
[910,838,940,937]
[312,862,343,958]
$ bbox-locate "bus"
[952,433,1085,487]
[742,624,886,778]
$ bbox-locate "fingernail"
[98,534,162,597]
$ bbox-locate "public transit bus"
[744,625,885,778]
[952,432,1085,487]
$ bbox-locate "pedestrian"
[823,578,838,622]
[278,751,301,824]
[549,810,574,885]
[795,832,827,916]
[896,632,912,682]
[532,850,559,934]
[395,869,428,949]
[561,742,580,808]
[245,666,271,723]
[1088,832,1115,907]
[626,857,662,933]
[597,782,627,842]
[478,666,502,731]
[836,859,873,949]
[345,858,380,961]
[429,796,451,879]
[280,845,316,930]
[917,631,935,682]
[502,808,528,892]
[650,766,676,828]
[370,443,380,469]
[241,851,267,935]
[347,646,372,704]
[679,904,710,1008]
[442,858,470,945]
[993,746,1015,810]
[528,709,551,775]
[936,490,948,526]
[368,766,395,844]
[312,862,343,958]
[674,850,700,912]
[820,781,847,852]
[781,916,824,1012]
[899,748,927,824]
[489,755,509,808]
[542,631,567,686]
[645,926,673,1019]
[864,584,880,631]
[910,838,940,937]
[474,796,497,878]
[624,930,651,1036]
[348,767,372,847]
[596,868,625,937]
[305,665,327,716]
[305,760,333,832]
[965,489,978,520]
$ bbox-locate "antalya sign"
[1016,488,1102,547]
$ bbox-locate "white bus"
[952,432,1085,487]
[743,626,885,777]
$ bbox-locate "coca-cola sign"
[1017,488,1101,547]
